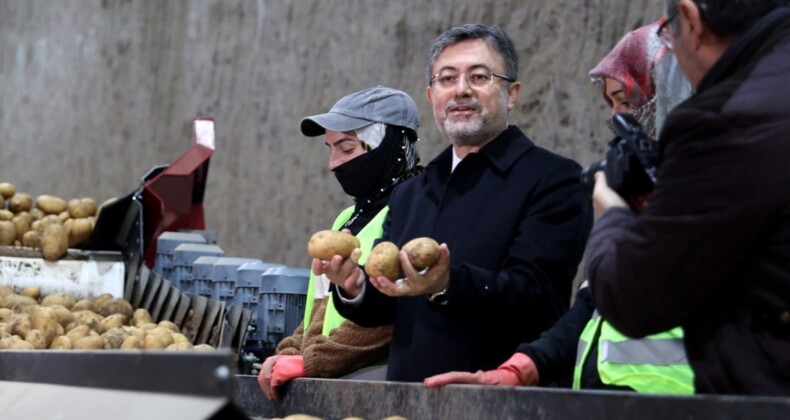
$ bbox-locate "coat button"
[780,311,790,324]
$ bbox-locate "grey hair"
[426,24,519,86]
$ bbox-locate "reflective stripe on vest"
[301,205,389,338]
[572,310,694,394]
[599,338,688,365]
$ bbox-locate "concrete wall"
[0,0,663,267]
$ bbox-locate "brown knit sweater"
[276,296,392,378]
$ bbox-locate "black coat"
[586,9,790,395]
[334,125,593,381]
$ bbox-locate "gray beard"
[443,112,506,147]
[441,94,509,147]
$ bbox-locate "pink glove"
[261,355,305,400]
[257,355,281,400]
[424,353,539,388]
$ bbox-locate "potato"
[123,326,145,339]
[172,333,190,344]
[41,223,68,261]
[0,210,13,221]
[138,322,158,331]
[71,299,94,312]
[41,292,77,310]
[165,342,194,351]
[100,313,127,331]
[68,218,92,247]
[157,320,179,333]
[9,340,35,350]
[72,310,104,333]
[120,335,143,349]
[3,294,37,310]
[68,198,98,218]
[132,308,153,327]
[21,230,42,248]
[56,323,64,336]
[25,329,47,349]
[101,327,130,349]
[9,313,32,337]
[148,327,175,347]
[32,214,60,232]
[19,285,40,300]
[307,230,360,260]
[0,308,12,322]
[57,211,70,223]
[11,217,30,242]
[47,304,74,327]
[29,208,44,221]
[12,301,36,315]
[0,336,15,349]
[92,293,113,306]
[95,297,133,319]
[0,286,12,297]
[35,195,67,215]
[0,183,16,200]
[193,344,215,351]
[8,193,32,213]
[31,306,59,345]
[65,324,91,342]
[0,220,17,245]
[50,335,73,350]
[73,335,103,350]
[364,241,401,281]
[143,333,168,349]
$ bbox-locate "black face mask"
[333,135,399,199]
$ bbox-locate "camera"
[580,113,658,198]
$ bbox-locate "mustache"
[445,99,481,113]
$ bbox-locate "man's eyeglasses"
[430,70,515,90]
[656,10,679,50]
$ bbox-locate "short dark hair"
[426,24,518,86]
[666,0,790,38]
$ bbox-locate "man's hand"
[368,243,450,297]
[424,353,539,388]
[311,247,365,298]
[592,172,628,214]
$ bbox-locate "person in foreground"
[426,19,695,394]
[587,0,790,395]
[258,86,422,399]
[318,23,593,382]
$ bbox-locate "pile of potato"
[0,181,109,261]
[0,285,214,351]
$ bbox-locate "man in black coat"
[316,24,593,382]
[587,0,790,395]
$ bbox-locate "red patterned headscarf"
[589,19,668,109]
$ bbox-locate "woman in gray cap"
[258,86,422,400]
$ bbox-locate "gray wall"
[0,0,663,267]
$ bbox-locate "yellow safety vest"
[573,311,694,394]
[302,205,388,337]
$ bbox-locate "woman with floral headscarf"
[590,19,691,138]
[424,21,693,394]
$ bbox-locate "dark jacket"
[334,125,593,381]
[586,9,790,395]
